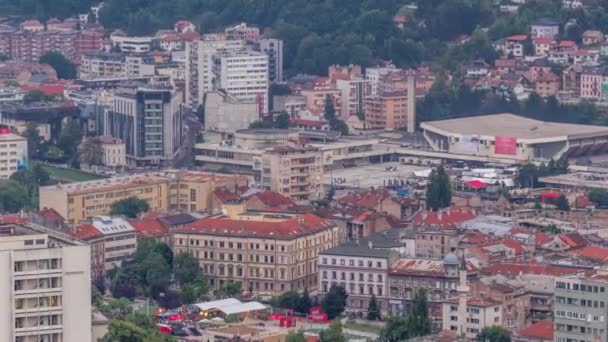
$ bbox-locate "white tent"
[194,298,267,316]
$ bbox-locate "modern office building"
[260,145,324,203]
[39,170,249,225]
[173,212,339,296]
[212,50,269,113]
[104,83,183,166]
[258,38,283,83]
[0,222,91,342]
[0,130,27,179]
[185,39,245,108]
[554,273,608,342]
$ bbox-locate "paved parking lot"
[324,162,428,189]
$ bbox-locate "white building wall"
[0,133,27,179]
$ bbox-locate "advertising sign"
[460,134,480,153]
[494,136,517,155]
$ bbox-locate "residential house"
[530,19,560,39]
[513,320,553,342]
[494,35,528,58]
[472,275,531,331]
[442,296,503,339]
[466,238,528,267]
[336,189,418,221]
[534,71,561,97]
[562,64,584,96]
[129,219,171,246]
[533,37,556,56]
[582,30,604,46]
[415,229,462,260]
[579,65,606,100]
[463,60,490,79]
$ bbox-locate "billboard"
[494,136,517,155]
[460,134,480,153]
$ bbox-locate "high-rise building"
[0,222,91,342]
[554,273,608,342]
[260,145,324,203]
[104,83,183,166]
[258,38,283,83]
[336,78,371,119]
[0,130,27,179]
[185,39,245,108]
[212,50,269,113]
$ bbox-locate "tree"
[330,118,349,135]
[426,165,452,211]
[286,331,306,342]
[477,326,512,342]
[380,316,409,342]
[157,289,181,309]
[91,285,103,307]
[275,112,290,129]
[196,104,205,124]
[319,321,346,342]
[40,52,77,79]
[321,284,348,319]
[78,137,103,166]
[180,274,210,304]
[298,289,312,315]
[367,294,381,320]
[110,197,150,218]
[222,281,242,297]
[0,180,30,213]
[99,297,133,320]
[407,288,431,337]
[58,119,83,160]
[173,252,202,286]
[555,194,570,212]
[102,319,176,342]
[143,252,171,297]
[0,53,8,61]
[110,267,139,299]
[277,291,301,311]
[588,188,608,207]
[23,90,51,104]
[23,122,43,159]
[324,95,336,121]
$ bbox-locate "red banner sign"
[494,136,517,155]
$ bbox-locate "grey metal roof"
[320,242,392,258]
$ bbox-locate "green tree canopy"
[555,194,570,212]
[588,188,608,207]
[222,281,242,297]
[40,52,77,79]
[380,316,409,342]
[477,326,512,342]
[173,252,202,286]
[407,288,431,337]
[286,331,306,342]
[0,180,30,213]
[426,165,452,211]
[110,197,150,218]
[23,90,52,104]
[367,294,381,320]
[321,284,348,319]
[319,321,346,342]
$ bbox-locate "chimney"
[406,70,416,133]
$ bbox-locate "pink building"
[580,66,606,100]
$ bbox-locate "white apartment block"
[98,136,127,171]
[185,39,245,108]
[366,65,398,97]
[0,132,27,179]
[442,297,503,338]
[212,50,269,113]
[0,222,91,342]
[336,78,372,119]
[91,216,137,270]
[80,53,125,80]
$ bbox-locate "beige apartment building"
[0,222,91,342]
[0,131,27,179]
[173,213,339,297]
[98,136,126,171]
[260,145,324,204]
[39,170,248,225]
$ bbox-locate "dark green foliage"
[477,326,512,342]
[222,281,242,297]
[23,123,44,159]
[286,331,307,342]
[367,294,381,320]
[58,119,83,162]
[23,90,52,104]
[319,321,346,342]
[517,159,568,189]
[10,164,51,208]
[173,252,201,286]
[40,52,77,79]
[276,290,311,314]
[555,194,570,212]
[379,288,431,341]
[110,197,150,218]
[426,165,451,211]
[380,316,409,342]
[321,284,348,319]
[588,188,608,207]
[0,180,30,213]
[275,112,290,129]
[0,53,8,61]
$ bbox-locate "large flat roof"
[422,113,608,140]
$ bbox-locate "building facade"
[98,136,127,171]
[0,131,27,179]
[0,222,91,342]
[105,83,183,166]
[258,38,283,83]
[174,213,339,296]
[204,90,260,132]
[336,78,371,119]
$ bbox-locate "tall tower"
[456,255,470,337]
[406,70,416,133]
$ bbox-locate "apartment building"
[415,229,462,260]
[442,297,503,338]
[80,53,156,80]
[301,87,342,116]
[98,136,127,171]
[39,170,248,224]
[273,95,306,116]
[0,131,27,179]
[174,213,339,296]
[364,92,407,130]
[319,243,396,316]
[72,216,137,278]
[204,89,260,132]
[110,34,153,53]
[336,78,372,119]
[104,83,183,166]
[185,39,246,108]
[225,23,260,42]
[212,50,269,113]
[554,273,608,342]
[260,145,324,204]
[258,38,284,83]
[0,222,91,342]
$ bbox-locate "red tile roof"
[559,40,577,48]
[558,232,589,248]
[534,37,556,44]
[509,228,551,246]
[20,84,66,96]
[569,245,608,262]
[178,213,333,239]
[506,35,528,41]
[71,224,103,240]
[129,219,169,238]
[480,263,587,277]
[0,214,29,225]
[463,231,493,244]
[495,59,516,68]
[575,195,593,209]
[517,320,554,340]
[214,187,241,203]
[480,238,527,255]
[290,118,327,128]
[247,191,295,208]
[36,208,66,222]
[411,206,478,229]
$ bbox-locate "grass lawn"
[303,329,367,340]
[33,162,104,182]
[343,322,383,335]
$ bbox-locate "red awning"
[465,180,488,189]
[541,192,560,200]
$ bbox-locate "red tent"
[465,180,488,189]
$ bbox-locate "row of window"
[322,271,383,283]
[321,257,383,268]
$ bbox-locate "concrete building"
[301,87,342,117]
[364,70,416,132]
[531,19,560,39]
[212,50,269,113]
[260,145,324,203]
[319,243,396,316]
[366,65,398,97]
[272,95,306,116]
[554,273,608,342]
[185,39,246,108]
[225,23,260,42]
[336,78,371,119]
[494,35,528,58]
[80,53,126,79]
[104,83,183,166]
[39,171,248,225]
[0,222,91,342]
[421,113,608,162]
[174,213,338,296]
[0,131,27,179]
[442,297,503,338]
[109,34,153,53]
[98,136,127,171]
[204,90,260,132]
[258,38,283,83]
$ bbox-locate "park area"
[32,162,104,182]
